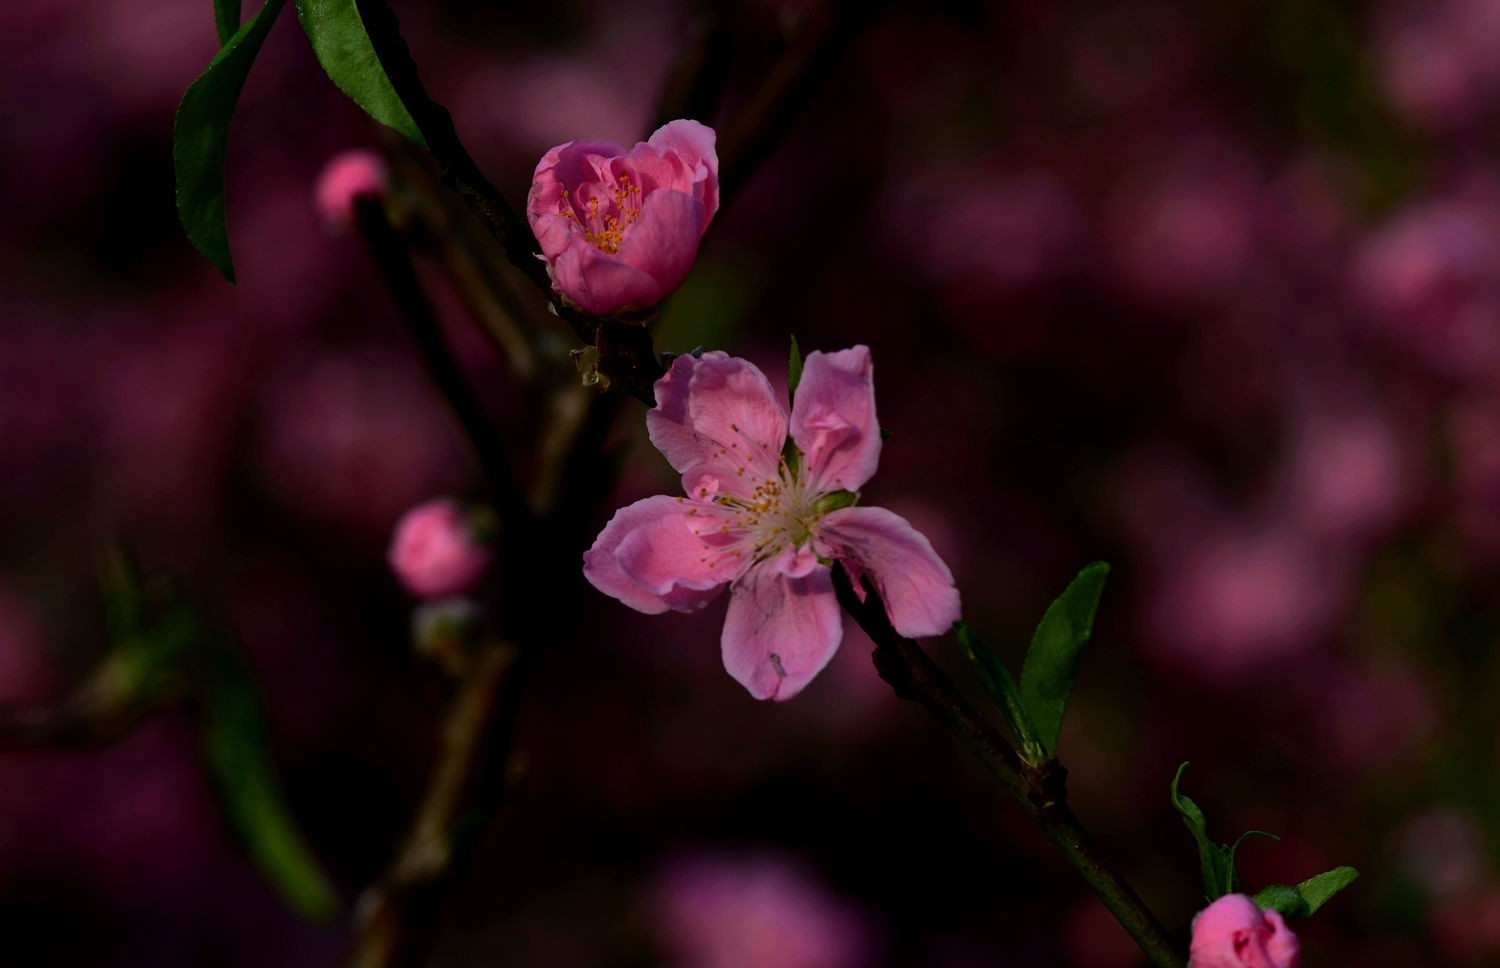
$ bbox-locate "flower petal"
[1261,910,1300,968]
[584,495,736,614]
[819,506,961,638]
[645,119,719,220]
[550,241,663,315]
[615,190,707,296]
[648,352,789,502]
[722,559,843,701]
[790,346,882,492]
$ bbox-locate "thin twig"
[355,197,531,523]
[715,0,880,203]
[346,641,524,968]
[831,565,1186,968]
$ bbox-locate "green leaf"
[292,0,425,146]
[1252,883,1309,919]
[788,334,803,404]
[956,622,1046,764]
[1017,562,1109,756]
[1254,866,1359,921]
[1171,762,1236,899]
[200,656,340,921]
[173,0,288,282]
[214,0,243,44]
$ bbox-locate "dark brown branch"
[715,0,880,203]
[356,197,531,523]
[831,565,1186,968]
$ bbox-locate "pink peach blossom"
[526,119,718,316]
[388,498,491,598]
[314,150,388,232]
[583,346,961,700]
[1189,894,1300,968]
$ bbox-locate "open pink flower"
[584,346,961,700]
[1189,894,1300,968]
[526,119,718,316]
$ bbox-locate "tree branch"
[831,565,1186,968]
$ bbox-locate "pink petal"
[722,557,843,700]
[1259,911,1300,968]
[790,346,882,492]
[1189,895,1292,968]
[818,506,960,638]
[645,119,720,220]
[550,242,663,315]
[648,352,789,503]
[615,189,707,295]
[584,495,735,614]
[526,137,627,236]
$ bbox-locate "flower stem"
[831,565,1187,968]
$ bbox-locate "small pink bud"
[314,150,389,232]
[526,119,719,317]
[388,499,492,598]
[1189,894,1300,968]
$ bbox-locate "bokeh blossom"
[313,150,388,233]
[388,498,492,598]
[650,850,877,968]
[584,346,961,700]
[526,119,718,316]
[1189,894,1300,968]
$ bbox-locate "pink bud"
[387,499,491,598]
[1189,894,1300,968]
[314,150,389,232]
[526,119,719,317]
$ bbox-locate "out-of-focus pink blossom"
[527,119,718,316]
[650,850,877,968]
[388,499,491,598]
[1352,196,1500,378]
[314,150,388,233]
[1395,807,1484,898]
[584,347,961,700]
[1145,525,1341,681]
[1189,894,1300,968]
[255,351,468,531]
[1278,405,1405,543]
[1431,885,1500,963]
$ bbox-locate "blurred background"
[2,0,1499,964]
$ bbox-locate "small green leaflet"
[956,622,1046,764]
[1017,562,1109,757]
[173,0,288,282]
[1254,867,1359,919]
[293,0,425,146]
[214,0,242,44]
[1171,763,1277,900]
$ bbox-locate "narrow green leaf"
[1171,762,1235,899]
[787,335,803,404]
[173,0,288,282]
[956,622,1047,764]
[1293,866,1359,915]
[1017,562,1109,755]
[200,659,340,921]
[292,0,425,145]
[214,0,243,44]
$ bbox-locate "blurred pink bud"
[1189,894,1300,968]
[314,150,389,232]
[388,499,491,598]
[651,850,877,968]
[527,119,718,316]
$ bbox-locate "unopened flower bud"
[1189,894,1300,968]
[388,498,492,598]
[411,596,481,676]
[314,149,389,233]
